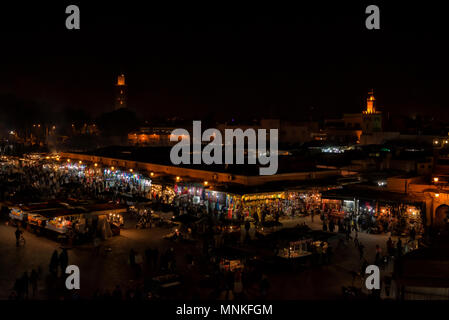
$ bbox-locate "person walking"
[30,269,38,297]
[233,270,244,299]
[245,221,250,234]
[387,237,394,256]
[322,220,328,232]
[396,238,403,258]
[358,242,365,260]
[15,227,23,247]
[410,227,416,241]
[22,272,29,299]
[329,219,335,233]
[354,231,359,247]
[345,227,351,242]
[59,248,69,275]
[375,244,382,266]
[49,250,59,276]
[93,237,101,256]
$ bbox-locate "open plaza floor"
[0,211,395,300]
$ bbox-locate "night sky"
[0,2,448,121]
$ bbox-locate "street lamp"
[433,177,439,183]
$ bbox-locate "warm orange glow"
[150,172,154,177]
[67,159,71,163]
[204,181,209,186]
[435,193,440,198]
[129,169,133,172]
[363,90,377,114]
[79,161,82,164]
[117,74,125,86]
[434,177,439,183]
[111,166,115,171]
[176,176,180,181]
[94,163,98,167]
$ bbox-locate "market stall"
[277,239,313,259]
[9,207,26,222]
[27,213,47,229]
[44,209,86,234]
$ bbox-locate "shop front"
[239,190,322,222]
[322,187,426,236]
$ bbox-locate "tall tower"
[365,89,376,114]
[362,89,382,133]
[114,73,127,110]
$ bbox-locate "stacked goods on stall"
[9,201,66,225]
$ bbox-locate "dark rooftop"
[78,146,328,176]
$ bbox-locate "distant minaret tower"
[114,73,127,110]
[365,89,376,114]
[362,89,382,133]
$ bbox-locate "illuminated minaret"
[114,73,127,110]
[365,89,376,114]
[362,89,382,133]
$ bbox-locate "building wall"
[59,152,349,186]
[362,113,382,133]
[343,113,362,129]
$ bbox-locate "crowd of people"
[0,158,150,204]
[0,155,429,301]
[320,209,422,241]
[8,248,69,300]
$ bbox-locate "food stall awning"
[38,207,88,218]
[18,201,66,212]
[213,178,342,196]
[321,186,426,203]
[84,203,128,215]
